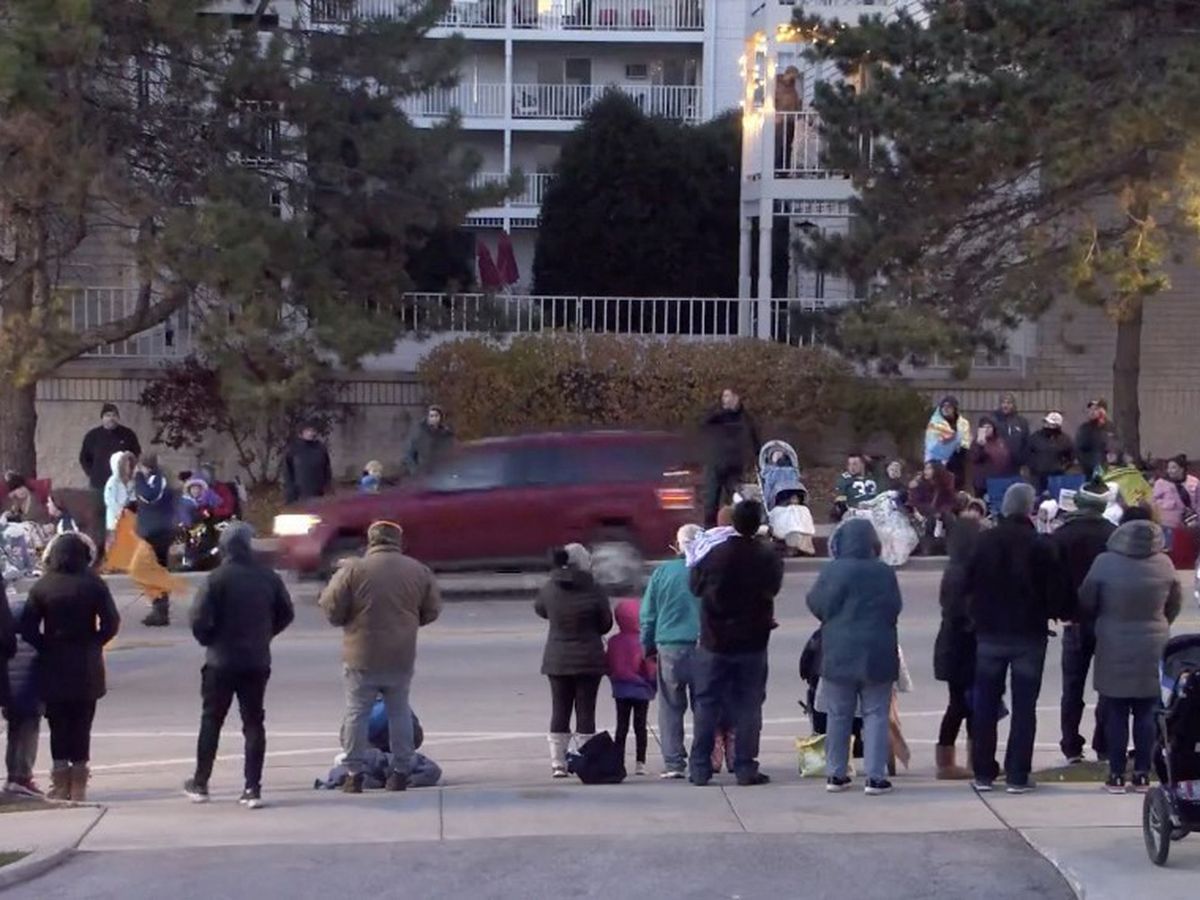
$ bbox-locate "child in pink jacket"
[606,598,658,775]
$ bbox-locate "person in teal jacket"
[639,524,704,778]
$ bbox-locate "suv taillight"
[656,487,695,510]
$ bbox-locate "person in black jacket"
[700,389,761,527]
[1075,399,1117,480]
[283,421,333,504]
[965,482,1060,793]
[1026,412,1075,494]
[78,404,141,561]
[993,393,1031,469]
[183,523,294,808]
[688,500,783,786]
[134,453,177,628]
[19,533,121,802]
[1048,481,1116,764]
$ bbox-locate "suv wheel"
[589,531,643,593]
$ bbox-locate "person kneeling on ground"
[315,707,441,790]
[319,521,441,794]
[183,523,295,808]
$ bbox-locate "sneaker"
[341,773,364,794]
[1005,780,1037,795]
[239,787,263,809]
[971,780,994,793]
[689,774,712,787]
[551,765,569,779]
[826,775,852,793]
[4,778,43,799]
[384,772,409,792]
[1104,775,1126,795]
[1131,773,1151,793]
[736,772,771,787]
[634,761,647,776]
[659,770,686,780]
[864,778,893,796]
[183,778,210,803]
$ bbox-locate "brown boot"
[936,744,971,780]
[67,764,90,802]
[47,764,71,801]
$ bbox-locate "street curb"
[1015,828,1087,900]
[0,805,106,892]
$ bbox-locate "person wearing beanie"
[282,420,333,504]
[1048,480,1117,764]
[993,393,1031,469]
[964,482,1060,793]
[318,521,441,794]
[1075,399,1117,481]
[78,404,141,493]
[132,453,180,627]
[688,500,783,787]
[1027,411,1075,494]
[184,523,294,808]
[640,523,704,778]
[535,542,612,778]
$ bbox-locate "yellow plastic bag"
[795,734,827,778]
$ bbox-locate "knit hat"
[367,521,403,548]
[1074,481,1111,514]
[1087,398,1107,411]
[1043,411,1064,428]
[3,472,26,493]
[1001,482,1037,518]
[100,403,119,417]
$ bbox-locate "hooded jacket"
[1047,511,1117,622]
[606,598,657,701]
[534,566,613,676]
[690,534,783,655]
[103,452,133,531]
[134,466,176,540]
[806,519,902,684]
[639,557,700,652]
[319,543,442,674]
[190,524,295,671]
[1078,521,1182,698]
[992,408,1031,467]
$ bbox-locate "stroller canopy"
[759,441,806,511]
[759,440,799,472]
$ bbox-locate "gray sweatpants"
[341,667,415,776]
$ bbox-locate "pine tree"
[799,0,1200,455]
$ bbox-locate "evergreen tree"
[799,0,1200,455]
[533,93,740,298]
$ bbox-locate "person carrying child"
[606,598,656,776]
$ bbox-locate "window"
[425,450,513,492]
[625,64,649,81]
[517,441,690,487]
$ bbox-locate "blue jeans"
[656,644,694,773]
[824,679,892,782]
[972,636,1047,786]
[688,647,768,782]
[1102,696,1156,778]
[341,667,415,777]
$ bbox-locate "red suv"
[273,430,699,586]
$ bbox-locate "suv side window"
[425,450,515,493]
[517,441,679,486]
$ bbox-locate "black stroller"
[1144,634,1200,866]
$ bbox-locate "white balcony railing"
[70,288,190,360]
[311,0,703,31]
[511,83,702,121]
[403,83,507,118]
[469,171,554,206]
[744,111,868,179]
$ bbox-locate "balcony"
[744,111,868,182]
[471,171,555,206]
[310,0,703,32]
[405,83,702,122]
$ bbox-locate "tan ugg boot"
[47,764,71,801]
[935,744,971,780]
[67,764,90,802]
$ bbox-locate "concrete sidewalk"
[0,807,105,890]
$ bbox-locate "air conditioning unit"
[625,64,649,80]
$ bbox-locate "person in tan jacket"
[318,521,441,794]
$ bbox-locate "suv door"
[402,447,527,565]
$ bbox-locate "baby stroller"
[758,441,815,556]
[1143,634,1200,866]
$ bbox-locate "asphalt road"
[8,569,1197,898]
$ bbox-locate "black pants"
[195,666,270,790]
[1102,696,1155,778]
[938,680,974,746]
[547,674,601,734]
[614,698,649,763]
[703,464,742,527]
[145,530,175,598]
[1060,622,1107,759]
[46,699,97,764]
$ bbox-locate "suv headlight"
[273,514,321,537]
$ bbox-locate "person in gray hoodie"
[1078,520,1182,793]
[184,523,295,808]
